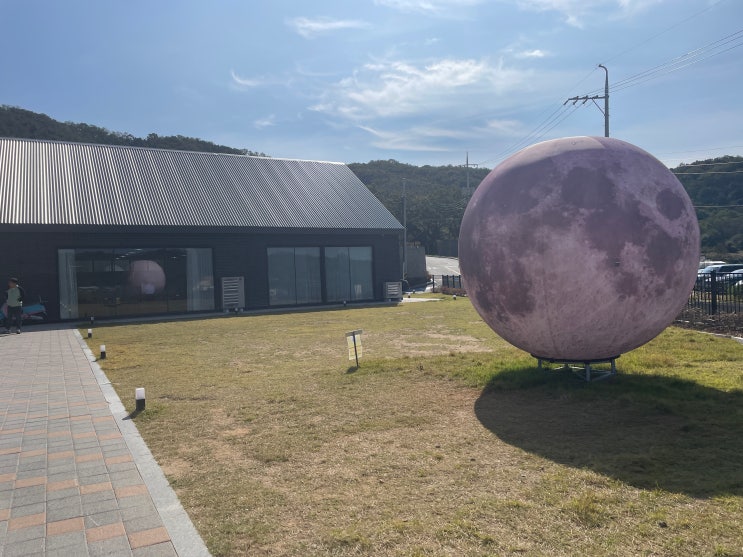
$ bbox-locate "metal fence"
[430,272,742,316]
[437,275,464,290]
[684,271,743,315]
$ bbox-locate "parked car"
[696,264,743,292]
[699,260,726,269]
[721,268,743,290]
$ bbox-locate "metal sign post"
[345,330,363,367]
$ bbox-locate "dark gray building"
[0,138,403,320]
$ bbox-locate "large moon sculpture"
[459,137,700,361]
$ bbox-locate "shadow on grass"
[474,366,743,497]
[123,408,143,421]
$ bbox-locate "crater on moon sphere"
[459,136,700,361]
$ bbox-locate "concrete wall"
[405,245,427,284]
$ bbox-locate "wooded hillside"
[0,105,264,156]
[1,105,740,261]
[674,156,743,260]
[348,160,489,256]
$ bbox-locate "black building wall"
[0,225,402,321]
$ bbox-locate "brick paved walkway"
[0,327,210,556]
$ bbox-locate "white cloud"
[230,70,293,91]
[358,125,456,152]
[483,118,523,135]
[311,57,530,120]
[511,0,663,27]
[230,69,265,88]
[287,16,370,39]
[515,49,549,59]
[374,0,484,15]
[254,115,277,129]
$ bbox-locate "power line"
[659,145,743,156]
[477,103,580,166]
[673,170,743,175]
[675,161,743,167]
[476,6,738,167]
[602,0,728,64]
[584,29,743,96]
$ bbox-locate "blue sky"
[1,0,741,168]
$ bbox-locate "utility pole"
[599,64,609,137]
[564,64,609,137]
[402,178,407,280]
[462,152,478,195]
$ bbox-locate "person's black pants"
[6,306,22,331]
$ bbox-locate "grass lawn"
[84,296,743,556]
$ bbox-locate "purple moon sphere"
[459,136,700,361]
[128,260,166,295]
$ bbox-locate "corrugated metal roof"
[0,138,403,230]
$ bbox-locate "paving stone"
[85,509,123,529]
[46,516,85,537]
[87,534,134,557]
[117,501,158,524]
[77,463,110,478]
[11,485,47,506]
[46,499,84,522]
[132,541,178,557]
[9,501,46,519]
[128,526,171,549]
[46,486,81,502]
[5,523,46,544]
[110,470,146,488]
[46,474,79,488]
[124,510,167,535]
[82,495,121,516]
[45,535,89,557]
[3,536,46,557]
[116,494,154,511]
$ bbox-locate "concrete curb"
[73,329,212,557]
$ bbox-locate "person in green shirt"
[5,277,24,334]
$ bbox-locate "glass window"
[186,248,214,311]
[349,247,373,301]
[325,247,351,303]
[268,247,322,306]
[325,247,373,302]
[57,247,214,319]
[58,249,78,319]
[268,248,296,306]
[295,248,322,304]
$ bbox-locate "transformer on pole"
[564,64,609,138]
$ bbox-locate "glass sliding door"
[324,246,373,302]
[294,248,322,304]
[267,247,322,306]
[186,248,215,311]
[349,247,373,301]
[58,249,79,319]
[268,248,296,306]
[57,247,214,319]
[324,247,351,302]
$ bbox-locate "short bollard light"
[90,316,95,325]
[87,328,93,338]
[135,387,146,412]
[100,344,106,359]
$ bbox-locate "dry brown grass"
[85,297,743,556]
